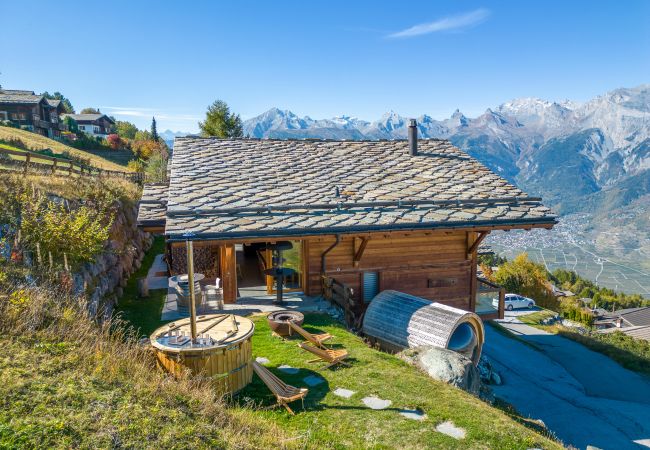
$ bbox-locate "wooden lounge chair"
[251,361,308,415]
[298,342,350,369]
[288,321,333,348]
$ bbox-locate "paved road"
[484,317,650,450]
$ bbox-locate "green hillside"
[0,126,131,172]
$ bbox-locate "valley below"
[488,212,650,297]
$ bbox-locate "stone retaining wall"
[73,201,153,316]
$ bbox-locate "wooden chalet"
[137,123,556,323]
[60,113,115,138]
[0,89,66,137]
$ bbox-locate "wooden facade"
[168,228,490,316]
[305,230,481,312]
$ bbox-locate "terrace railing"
[322,275,358,327]
[476,277,505,319]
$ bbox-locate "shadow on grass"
[236,365,330,414]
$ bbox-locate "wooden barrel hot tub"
[150,314,254,394]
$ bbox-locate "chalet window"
[0,111,7,120]
[362,271,379,303]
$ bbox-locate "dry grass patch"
[0,127,129,171]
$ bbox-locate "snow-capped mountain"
[160,129,191,148]
[242,85,650,216]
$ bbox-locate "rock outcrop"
[401,346,481,396]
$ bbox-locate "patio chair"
[288,321,333,348]
[251,361,308,415]
[298,342,350,369]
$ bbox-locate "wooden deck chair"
[298,342,350,369]
[252,361,308,415]
[288,321,333,348]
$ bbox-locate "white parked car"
[492,293,536,311]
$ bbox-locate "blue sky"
[1,0,648,132]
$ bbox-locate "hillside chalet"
[61,113,115,138]
[137,122,556,323]
[0,89,65,137]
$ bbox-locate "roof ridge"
[176,136,450,143]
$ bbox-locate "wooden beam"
[220,244,237,304]
[467,231,489,258]
[353,237,369,267]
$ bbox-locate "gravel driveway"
[483,315,650,450]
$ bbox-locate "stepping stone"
[333,388,355,399]
[278,365,299,375]
[303,375,325,386]
[361,396,392,410]
[255,357,270,365]
[435,421,466,439]
[399,409,427,421]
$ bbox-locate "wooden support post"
[63,253,69,272]
[468,231,480,312]
[68,162,73,176]
[24,153,30,174]
[498,287,505,320]
[51,159,57,174]
[220,244,237,304]
[353,237,369,268]
[186,239,198,343]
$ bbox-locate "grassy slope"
[238,314,561,449]
[519,310,650,377]
[110,243,561,448]
[114,236,171,337]
[0,127,129,171]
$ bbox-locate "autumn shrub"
[106,133,124,150]
[492,253,559,309]
[19,194,112,268]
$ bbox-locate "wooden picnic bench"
[298,342,350,369]
[252,361,308,415]
[288,321,333,348]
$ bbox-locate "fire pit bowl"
[267,310,305,336]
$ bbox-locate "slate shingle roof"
[137,183,168,228]
[160,137,555,240]
[0,89,42,104]
[601,307,650,327]
[60,113,115,123]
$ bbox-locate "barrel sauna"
[362,290,485,364]
[150,314,254,394]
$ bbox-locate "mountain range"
[242,85,650,220]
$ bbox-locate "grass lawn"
[0,127,129,171]
[83,148,135,168]
[111,238,560,447]
[114,236,171,337]
[235,314,562,449]
[517,309,557,326]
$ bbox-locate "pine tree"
[198,100,243,138]
[151,117,159,141]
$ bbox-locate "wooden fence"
[0,146,143,183]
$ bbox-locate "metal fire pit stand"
[263,241,293,305]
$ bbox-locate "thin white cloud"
[387,8,490,39]
[100,106,200,122]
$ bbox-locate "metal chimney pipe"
[408,119,418,156]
